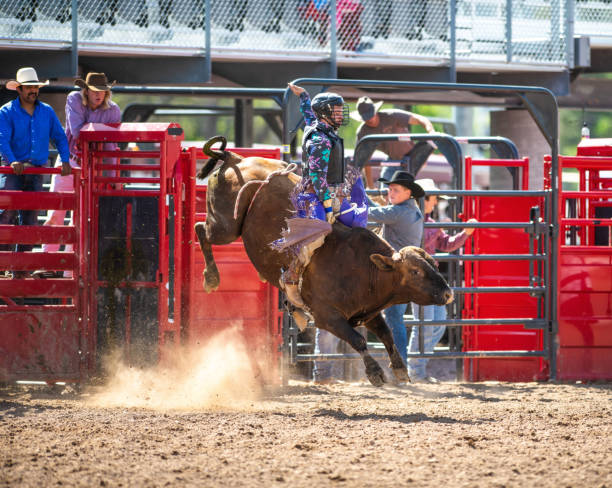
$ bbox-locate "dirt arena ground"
[1,336,611,487]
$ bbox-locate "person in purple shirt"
[34,72,121,278]
[0,67,70,265]
[408,178,477,382]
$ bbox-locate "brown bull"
[195,136,453,386]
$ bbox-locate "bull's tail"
[197,135,229,180]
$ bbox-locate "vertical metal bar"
[158,140,168,349]
[90,143,100,374]
[281,86,290,163]
[330,0,337,77]
[522,158,529,190]
[125,203,133,353]
[550,108,559,381]
[566,0,575,67]
[205,0,212,80]
[529,207,538,291]
[173,162,182,341]
[73,166,83,378]
[547,191,557,379]
[455,134,465,378]
[449,0,457,83]
[71,0,78,76]
[185,148,198,334]
[235,100,244,147]
[506,0,513,64]
[418,306,425,354]
[551,0,561,61]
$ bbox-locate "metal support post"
[205,0,211,81]
[71,0,78,77]
[330,0,338,78]
[506,0,513,64]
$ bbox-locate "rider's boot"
[281,264,306,310]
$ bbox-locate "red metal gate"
[0,167,84,382]
[462,156,549,381]
[1,123,284,383]
[79,123,186,369]
[553,138,612,380]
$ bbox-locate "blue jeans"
[407,304,447,380]
[0,171,43,252]
[380,138,458,181]
[313,329,343,382]
[383,303,408,364]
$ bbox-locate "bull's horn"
[202,136,227,159]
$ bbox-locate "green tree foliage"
[560,108,612,156]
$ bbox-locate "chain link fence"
[575,0,612,40]
[0,0,595,66]
[456,0,567,65]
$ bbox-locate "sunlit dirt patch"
[87,325,262,410]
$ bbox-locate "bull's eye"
[412,268,420,276]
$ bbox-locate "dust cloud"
[87,325,262,411]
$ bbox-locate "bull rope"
[233,163,298,219]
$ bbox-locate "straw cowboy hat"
[74,72,116,91]
[415,178,449,199]
[350,96,383,122]
[6,67,49,90]
[378,171,425,198]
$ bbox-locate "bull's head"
[370,246,453,306]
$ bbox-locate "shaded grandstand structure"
[0,0,609,101]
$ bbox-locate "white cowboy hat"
[415,178,448,199]
[6,67,49,90]
[349,96,384,122]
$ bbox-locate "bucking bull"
[194,136,453,386]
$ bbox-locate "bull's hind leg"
[314,308,386,387]
[194,222,221,292]
[364,313,410,383]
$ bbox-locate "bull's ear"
[370,253,395,271]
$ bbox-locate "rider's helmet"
[311,92,350,129]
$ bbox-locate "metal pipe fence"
[279,78,558,383]
[283,187,553,381]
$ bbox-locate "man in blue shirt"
[0,67,70,258]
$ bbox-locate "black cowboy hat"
[378,171,425,198]
[350,96,383,122]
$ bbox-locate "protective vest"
[302,123,345,185]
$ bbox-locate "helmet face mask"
[311,92,350,129]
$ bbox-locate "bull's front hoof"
[203,268,220,293]
[391,366,410,383]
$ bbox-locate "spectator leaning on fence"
[407,178,477,383]
[0,67,70,273]
[34,72,121,279]
[366,171,424,366]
